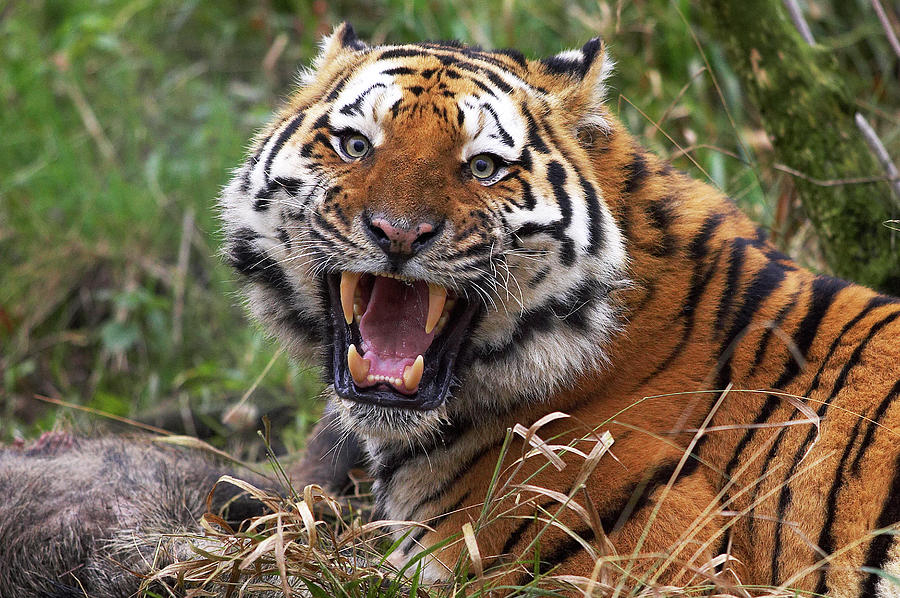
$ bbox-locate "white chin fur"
[332,395,449,443]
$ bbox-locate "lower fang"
[403,355,425,391]
[347,344,370,385]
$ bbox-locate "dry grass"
[141,407,843,598]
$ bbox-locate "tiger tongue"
[358,277,435,387]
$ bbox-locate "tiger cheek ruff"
[220,23,900,595]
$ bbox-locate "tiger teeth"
[366,374,403,386]
[340,271,361,325]
[425,283,448,334]
[403,355,424,391]
[380,272,413,282]
[341,271,451,334]
[347,344,371,385]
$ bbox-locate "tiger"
[2,22,900,597]
[217,23,900,595]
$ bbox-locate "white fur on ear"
[299,22,368,85]
[579,49,615,133]
[542,38,615,133]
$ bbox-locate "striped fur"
[221,24,900,594]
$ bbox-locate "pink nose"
[366,216,439,262]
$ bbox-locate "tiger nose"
[365,216,441,264]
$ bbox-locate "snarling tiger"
[3,22,900,597]
[220,23,900,594]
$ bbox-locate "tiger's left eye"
[342,134,371,158]
[469,154,497,180]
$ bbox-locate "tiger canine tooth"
[347,344,370,385]
[403,355,425,391]
[340,271,362,325]
[425,283,447,334]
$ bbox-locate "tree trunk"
[697,0,900,294]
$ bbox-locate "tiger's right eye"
[342,134,371,159]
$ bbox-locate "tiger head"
[220,24,628,442]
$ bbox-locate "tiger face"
[220,24,627,442]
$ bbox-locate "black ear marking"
[541,36,604,79]
[578,37,603,77]
[338,22,367,51]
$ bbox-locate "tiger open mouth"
[327,272,479,410]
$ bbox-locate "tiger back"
[220,24,900,595]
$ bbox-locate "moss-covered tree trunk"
[697,0,900,294]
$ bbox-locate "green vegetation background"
[1,0,898,456]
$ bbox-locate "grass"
[140,410,836,597]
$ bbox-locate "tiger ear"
[303,22,368,82]
[540,38,615,134]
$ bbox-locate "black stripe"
[227,229,290,295]
[494,48,527,67]
[404,443,497,516]
[546,161,575,266]
[338,23,365,50]
[275,227,290,250]
[470,77,497,98]
[535,458,697,576]
[744,292,887,535]
[378,48,428,61]
[312,113,330,130]
[623,152,648,194]
[715,259,789,388]
[499,499,557,557]
[537,525,595,574]
[770,309,900,584]
[519,179,537,210]
[310,211,364,250]
[517,148,533,172]
[746,291,799,379]
[579,174,604,255]
[522,103,550,154]
[814,414,867,596]
[514,223,556,238]
[635,213,726,387]
[528,266,550,288]
[480,102,514,146]
[338,83,387,116]
[859,451,900,596]
[382,66,415,76]
[254,111,305,210]
[807,296,899,395]
[608,459,681,532]
[255,176,306,206]
[408,491,471,546]
[482,68,514,94]
[226,229,321,343]
[714,239,749,334]
[645,197,678,257]
[722,276,846,482]
[240,125,276,192]
[372,418,472,486]
[473,280,604,364]
[453,60,515,94]
[850,379,900,475]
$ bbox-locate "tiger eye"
[342,134,371,158]
[469,154,496,180]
